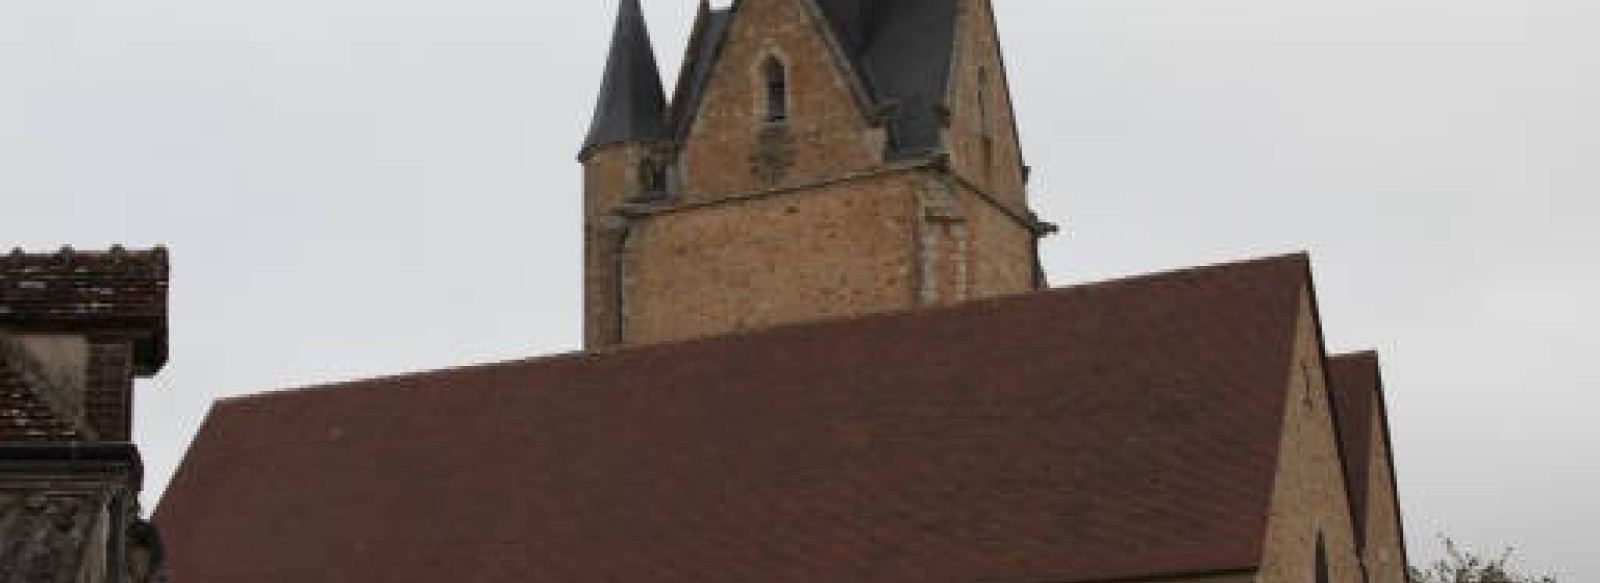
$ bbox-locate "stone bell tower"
[580,0,1054,350]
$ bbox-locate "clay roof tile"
[157,253,1313,583]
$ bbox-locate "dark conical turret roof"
[581,0,668,157]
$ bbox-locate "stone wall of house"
[83,340,132,442]
[1362,406,1409,583]
[583,143,657,349]
[1255,290,1367,583]
[622,171,920,346]
[944,0,1028,209]
[675,0,885,197]
[584,143,655,217]
[0,487,111,583]
[952,180,1037,299]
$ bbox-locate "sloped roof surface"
[582,0,669,154]
[1328,351,1381,544]
[669,4,733,139]
[825,0,961,154]
[0,350,84,442]
[673,0,962,156]
[157,254,1312,583]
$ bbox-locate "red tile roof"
[157,253,1312,583]
[1328,351,1381,546]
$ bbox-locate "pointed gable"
[669,0,962,159]
[1328,352,1411,583]
[668,2,734,140]
[582,0,668,156]
[157,253,1313,583]
[670,0,885,193]
[1329,352,1380,542]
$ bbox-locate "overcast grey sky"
[3,0,1596,579]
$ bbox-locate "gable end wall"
[677,0,886,196]
[1362,401,1408,583]
[945,0,1028,207]
[1256,287,1366,583]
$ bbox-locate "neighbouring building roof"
[0,247,170,371]
[1328,351,1382,544]
[581,0,669,156]
[157,253,1313,583]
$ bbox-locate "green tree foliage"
[1410,538,1557,583]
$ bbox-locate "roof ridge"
[212,349,596,408]
[222,253,1312,408]
[1041,251,1310,297]
[216,253,1312,408]
[1,245,170,273]
[213,252,1314,409]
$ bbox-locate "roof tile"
[157,253,1311,583]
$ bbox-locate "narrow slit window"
[978,67,992,136]
[1315,533,1330,583]
[764,57,788,123]
[639,159,664,193]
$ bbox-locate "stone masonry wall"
[584,143,654,217]
[944,0,1028,209]
[1255,289,1366,583]
[82,340,132,442]
[622,171,919,346]
[913,171,1036,306]
[583,0,1044,349]
[584,144,655,349]
[676,0,885,197]
[952,181,1037,299]
[0,487,111,583]
[1362,406,1408,583]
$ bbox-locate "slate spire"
[581,0,668,156]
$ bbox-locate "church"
[2,1,1410,582]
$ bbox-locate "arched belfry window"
[978,66,995,180]
[763,57,789,123]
